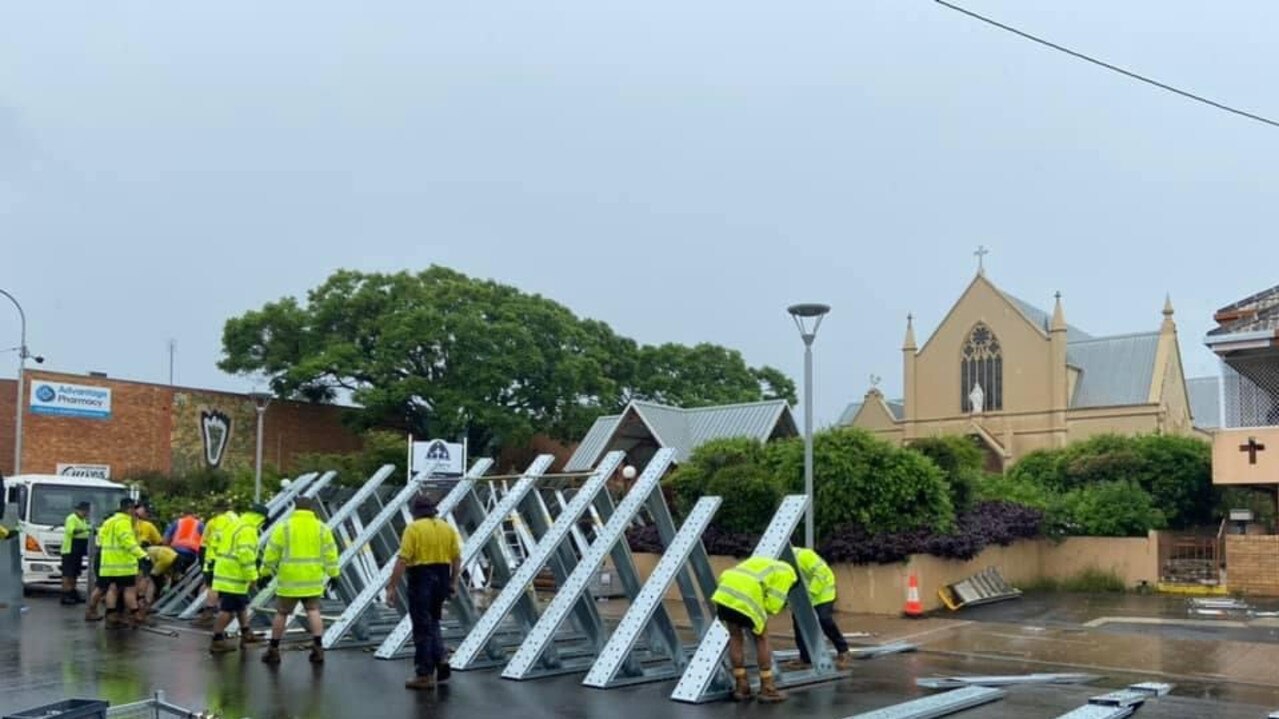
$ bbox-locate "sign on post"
[411,439,465,477]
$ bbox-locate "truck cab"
[3,474,132,588]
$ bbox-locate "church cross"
[974,245,989,274]
[1239,437,1266,465]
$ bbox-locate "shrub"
[908,436,985,512]
[663,437,778,531]
[818,501,1043,564]
[294,430,406,487]
[1062,480,1165,537]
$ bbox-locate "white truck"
[3,474,133,588]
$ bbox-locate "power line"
[934,0,1279,130]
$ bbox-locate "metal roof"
[564,399,796,470]
[837,397,903,425]
[564,414,621,472]
[1067,332,1160,408]
[1186,376,1221,429]
[838,401,862,425]
[1004,293,1093,343]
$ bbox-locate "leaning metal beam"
[448,451,625,671]
[165,471,323,619]
[916,673,1098,689]
[319,458,498,649]
[369,455,547,657]
[502,448,677,680]
[844,686,1006,719]
[670,494,837,704]
[582,495,721,689]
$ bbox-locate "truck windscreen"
[29,486,127,527]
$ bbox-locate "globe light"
[621,466,637,480]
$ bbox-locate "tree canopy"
[219,266,795,452]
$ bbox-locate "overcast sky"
[2,1,1278,428]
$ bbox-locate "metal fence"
[1221,356,1279,429]
[105,692,218,719]
[1158,526,1224,585]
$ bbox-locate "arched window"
[961,323,1002,412]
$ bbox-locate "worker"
[260,496,339,665]
[710,556,798,703]
[194,500,239,629]
[95,497,149,629]
[142,545,182,604]
[59,501,92,605]
[164,508,203,575]
[785,547,852,670]
[133,503,164,547]
[386,495,462,690]
[209,503,270,655]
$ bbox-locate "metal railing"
[1157,526,1223,585]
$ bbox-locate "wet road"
[4,597,1279,718]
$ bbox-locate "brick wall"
[2,370,362,479]
[1226,535,1279,596]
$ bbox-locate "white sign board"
[56,463,112,479]
[30,381,112,420]
[412,439,465,478]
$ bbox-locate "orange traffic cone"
[903,574,924,618]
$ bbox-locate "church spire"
[1050,291,1067,333]
[903,313,917,351]
[1162,293,1176,333]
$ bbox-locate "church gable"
[913,274,1056,418]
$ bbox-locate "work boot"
[782,659,811,671]
[74,592,86,604]
[731,668,752,702]
[192,611,216,629]
[436,661,452,684]
[130,610,154,628]
[309,645,325,664]
[757,671,787,704]
[835,652,853,670]
[404,675,435,691]
[84,608,103,622]
[104,612,126,630]
[261,646,282,665]
[239,632,263,646]
[209,637,237,654]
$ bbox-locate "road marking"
[1083,616,1249,629]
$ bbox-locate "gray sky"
[2,1,1278,428]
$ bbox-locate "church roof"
[1066,332,1160,408]
[565,399,796,471]
[838,398,903,424]
[1186,376,1221,429]
[1004,293,1093,343]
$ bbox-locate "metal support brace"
[670,494,839,704]
[370,456,550,657]
[316,456,500,649]
[501,449,677,680]
[582,495,721,689]
[844,686,1007,719]
[447,451,625,671]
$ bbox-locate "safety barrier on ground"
[936,567,1022,611]
[444,451,627,671]
[669,493,842,704]
[152,470,330,618]
[580,494,721,689]
[500,448,679,680]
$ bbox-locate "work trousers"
[407,564,451,678]
[794,601,849,664]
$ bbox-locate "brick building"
[0,370,362,479]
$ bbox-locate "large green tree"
[220,266,794,452]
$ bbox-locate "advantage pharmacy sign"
[30,381,112,420]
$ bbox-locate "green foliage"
[1001,434,1212,532]
[294,430,408,487]
[1216,487,1278,530]
[220,267,794,454]
[908,436,984,512]
[1062,480,1166,537]
[667,429,955,540]
[977,473,1071,537]
[124,465,284,527]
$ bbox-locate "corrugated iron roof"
[564,414,621,471]
[838,398,903,425]
[565,399,796,470]
[838,401,863,425]
[1004,293,1093,343]
[1187,376,1221,429]
[1067,332,1160,408]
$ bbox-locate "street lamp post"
[248,391,273,503]
[788,302,831,549]
[1,289,44,476]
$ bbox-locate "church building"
[841,270,1208,471]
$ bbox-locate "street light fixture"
[788,302,831,549]
[248,391,273,503]
[1,289,44,476]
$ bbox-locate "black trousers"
[793,601,849,664]
[407,564,451,677]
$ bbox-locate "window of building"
[961,323,1003,412]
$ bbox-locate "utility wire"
[934,0,1279,130]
